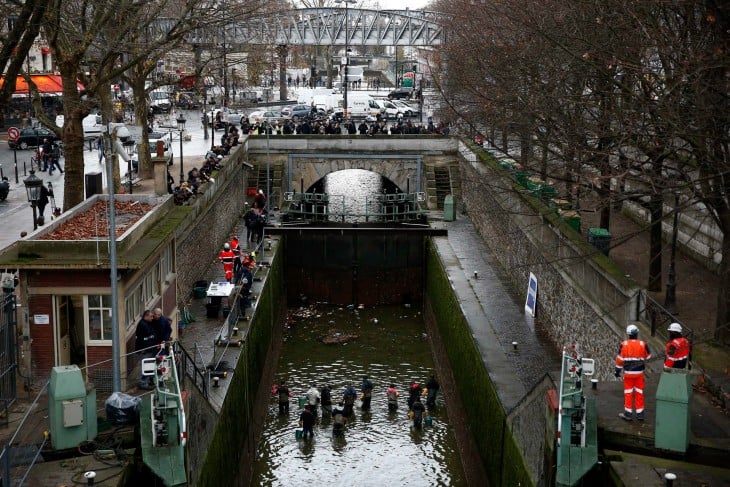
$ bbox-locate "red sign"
[7,127,20,142]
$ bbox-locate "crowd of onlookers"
[238,116,449,137]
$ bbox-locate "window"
[87,294,113,342]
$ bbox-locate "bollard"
[0,165,4,179]
[473,271,478,279]
[13,149,19,183]
[591,379,598,390]
[512,341,518,350]
[664,473,676,486]
[213,377,219,388]
[84,471,96,486]
[232,326,239,336]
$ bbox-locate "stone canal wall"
[184,244,287,486]
[457,140,643,379]
[174,143,250,305]
[424,242,534,487]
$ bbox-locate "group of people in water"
[274,375,441,439]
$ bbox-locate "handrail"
[177,341,208,399]
[637,294,694,344]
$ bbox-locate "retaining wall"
[184,243,286,486]
[458,141,643,379]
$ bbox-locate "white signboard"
[524,273,538,317]
[34,314,50,325]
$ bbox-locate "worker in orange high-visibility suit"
[615,324,652,421]
[664,322,691,370]
[218,242,235,282]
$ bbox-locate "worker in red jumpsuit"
[664,322,690,370]
[218,242,235,282]
[615,324,652,421]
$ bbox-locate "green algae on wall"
[425,240,533,487]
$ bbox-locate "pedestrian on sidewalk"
[36,183,52,226]
[664,322,691,370]
[615,324,652,421]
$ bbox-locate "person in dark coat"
[276,381,290,414]
[36,184,52,226]
[426,375,440,409]
[135,310,157,389]
[300,405,315,439]
[360,375,374,410]
[411,397,426,429]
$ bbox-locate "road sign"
[7,127,20,142]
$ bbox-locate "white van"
[371,99,400,119]
[343,93,382,119]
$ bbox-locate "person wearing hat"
[615,324,652,421]
[664,323,691,370]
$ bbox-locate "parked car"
[388,87,413,100]
[149,90,172,113]
[132,132,173,172]
[8,127,60,150]
[280,106,293,118]
[290,104,313,121]
[248,110,283,125]
[392,100,415,117]
[208,108,247,127]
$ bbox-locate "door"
[54,295,85,367]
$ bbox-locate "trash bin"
[443,195,456,222]
[193,287,207,299]
[655,370,692,452]
[559,210,581,233]
[587,228,612,256]
[85,172,103,198]
[205,303,220,318]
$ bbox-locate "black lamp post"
[336,0,356,117]
[664,191,680,314]
[122,139,136,194]
[23,169,43,230]
[177,115,186,184]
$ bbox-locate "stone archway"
[286,153,423,195]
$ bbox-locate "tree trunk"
[647,192,663,292]
[59,61,88,211]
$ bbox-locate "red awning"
[0,74,85,95]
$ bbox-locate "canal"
[250,303,467,486]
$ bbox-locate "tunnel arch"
[286,153,423,197]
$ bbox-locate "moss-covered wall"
[425,240,533,487]
[192,244,286,486]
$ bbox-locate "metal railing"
[637,293,694,344]
[177,342,209,399]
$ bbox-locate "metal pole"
[211,109,215,150]
[31,203,38,231]
[179,129,184,184]
[266,122,271,217]
[203,94,209,140]
[105,124,121,392]
[344,2,349,118]
[13,149,19,183]
[664,192,680,314]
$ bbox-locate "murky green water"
[251,304,466,486]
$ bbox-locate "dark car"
[388,87,413,100]
[8,127,60,150]
[290,104,314,121]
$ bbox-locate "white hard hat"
[668,322,683,333]
[223,243,230,250]
[626,324,639,336]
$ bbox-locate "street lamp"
[122,139,135,194]
[664,191,680,314]
[335,0,356,118]
[177,115,187,184]
[23,169,43,230]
